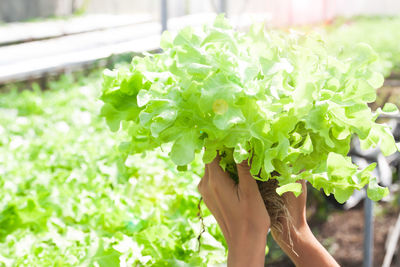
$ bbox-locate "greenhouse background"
[2,0,400,23]
[0,0,400,267]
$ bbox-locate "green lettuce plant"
[101,15,398,203]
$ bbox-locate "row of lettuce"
[0,74,226,266]
[0,16,399,266]
[323,16,400,77]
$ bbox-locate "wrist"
[274,222,312,253]
[272,217,309,248]
[227,221,269,248]
[227,231,267,267]
[276,225,339,267]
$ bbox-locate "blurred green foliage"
[0,71,226,266]
[324,16,400,77]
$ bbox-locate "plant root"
[257,179,297,255]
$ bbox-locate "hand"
[197,156,270,267]
[271,180,339,267]
[271,180,308,247]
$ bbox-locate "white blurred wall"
[335,0,400,16]
[1,0,400,24]
[224,0,400,25]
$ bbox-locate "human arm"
[271,180,339,267]
[197,156,270,267]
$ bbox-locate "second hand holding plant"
[271,180,339,267]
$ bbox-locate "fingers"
[298,179,307,203]
[208,155,225,177]
[208,156,236,189]
[299,179,307,192]
[236,160,257,193]
[300,179,306,188]
[296,179,307,200]
[198,156,272,249]
[236,160,251,177]
[198,159,233,243]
